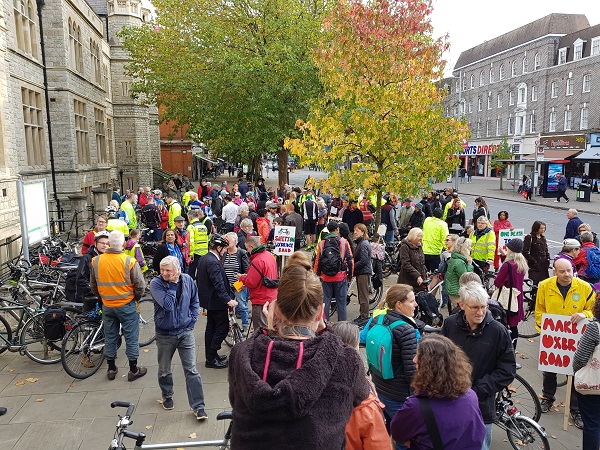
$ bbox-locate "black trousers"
[542,371,578,412]
[557,190,569,201]
[205,309,229,362]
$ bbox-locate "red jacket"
[256,217,271,245]
[574,242,596,277]
[360,199,374,222]
[239,249,278,305]
[138,193,148,207]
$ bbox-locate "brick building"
[443,13,600,186]
[0,0,160,261]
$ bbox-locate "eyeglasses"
[465,304,487,312]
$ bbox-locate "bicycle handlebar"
[111,401,135,418]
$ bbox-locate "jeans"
[481,423,493,450]
[205,309,229,362]
[378,393,407,450]
[102,300,140,361]
[384,228,395,244]
[156,330,205,410]
[322,280,349,321]
[542,371,579,412]
[234,287,249,327]
[577,392,600,450]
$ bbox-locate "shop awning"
[195,154,217,164]
[574,148,600,161]
[524,149,582,162]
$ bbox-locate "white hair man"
[149,256,207,420]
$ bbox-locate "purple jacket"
[390,389,485,450]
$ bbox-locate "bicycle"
[224,307,245,348]
[346,275,383,312]
[60,298,156,379]
[518,279,539,338]
[108,401,232,449]
[472,261,496,296]
[495,383,549,449]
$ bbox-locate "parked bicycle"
[224,307,245,348]
[108,401,232,449]
[518,279,539,338]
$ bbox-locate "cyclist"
[75,230,110,311]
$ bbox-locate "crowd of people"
[65,173,600,449]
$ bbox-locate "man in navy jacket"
[564,208,583,240]
[197,234,237,368]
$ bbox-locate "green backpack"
[366,314,420,380]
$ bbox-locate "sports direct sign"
[498,229,524,248]
[538,313,590,375]
[273,226,296,255]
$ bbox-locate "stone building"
[444,13,600,185]
[0,0,160,262]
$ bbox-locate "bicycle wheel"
[0,314,12,354]
[556,374,568,388]
[232,323,244,346]
[518,299,539,338]
[61,319,105,379]
[382,253,393,278]
[138,298,156,347]
[368,283,383,311]
[20,312,62,364]
[224,322,234,348]
[508,373,542,422]
[506,415,550,450]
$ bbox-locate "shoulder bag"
[575,322,600,395]
[249,260,279,288]
[418,396,444,450]
[491,262,520,313]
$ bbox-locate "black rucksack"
[319,237,346,276]
[43,308,67,341]
[64,269,77,302]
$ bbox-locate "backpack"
[415,291,443,326]
[585,246,600,280]
[486,299,508,327]
[366,314,421,380]
[43,308,67,341]
[318,237,345,276]
[64,268,77,302]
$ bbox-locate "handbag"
[521,190,528,199]
[575,322,600,395]
[491,262,520,313]
[249,260,279,288]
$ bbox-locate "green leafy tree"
[286,0,469,229]
[489,137,514,190]
[120,0,330,185]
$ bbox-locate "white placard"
[498,229,524,248]
[273,226,296,255]
[538,313,590,375]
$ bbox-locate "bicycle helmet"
[209,233,229,249]
[105,206,118,218]
[94,230,111,241]
[153,189,162,196]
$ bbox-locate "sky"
[430,0,600,76]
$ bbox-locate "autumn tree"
[489,137,514,190]
[120,0,330,185]
[286,0,469,229]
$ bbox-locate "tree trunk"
[374,190,382,234]
[499,169,503,190]
[277,143,288,188]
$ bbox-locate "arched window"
[499,64,504,80]
[522,57,528,74]
[470,74,474,89]
[479,70,484,86]
[511,61,517,77]
[489,68,494,83]
[534,53,540,70]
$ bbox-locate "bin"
[577,183,591,202]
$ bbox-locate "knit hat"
[433,208,443,219]
[415,202,423,210]
[506,238,523,253]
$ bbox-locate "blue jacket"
[565,216,583,240]
[558,176,567,192]
[149,273,199,335]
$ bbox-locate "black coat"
[153,242,185,272]
[523,233,550,282]
[75,247,98,301]
[369,310,419,402]
[446,207,466,232]
[197,251,233,310]
[409,210,425,229]
[353,237,372,275]
[441,311,516,423]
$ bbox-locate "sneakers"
[162,398,174,410]
[554,200,560,203]
[515,363,522,370]
[570,411,584,429]
[566,199,570,203]
[107,368,118,380]
[540,398,553,413]
[194,409,208,420]
[127,366,147,381]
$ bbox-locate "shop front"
[458,139,502,177]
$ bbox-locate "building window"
[515,115,524,135]
[90,40,101,85]
[478,97,482,111]
[580,104,589,129]
[496,118,501,136]
[479,71,484,87]
[461,76,466,91]
[522,56,528,74]
[125,140,133,156]
[564,106,572,131]
[470,74,474,89]
[107,117,114,163]
[530,111,536,133]
[68,19,83,73]
[518,84,527,104]
[551,81,558,98]
[549,108,556,132]
[534,53,540,70]
[511,61,517,77]
[582,74,591,93]
[531,85,538,101]
[592,37,600,56]
[489,68,494,83]
[459,100,465,115]
[566,78,573,96]
[103,63,109,93]
[121,81,129,97]
[455,80,459,92]
[476,120,481,139]
[74,100,90,164]
[508,91,514,106]
[21,87,46,167]
[468,99,472,113]
[487,94,492,110]
[574,41,584,61]
[499,64,505,80]
[497,93,502,108]
[507,116,513,135]
[558,48,567,65]
[486,119,491,137]
[94,108,106,163]
[13,0,39,58]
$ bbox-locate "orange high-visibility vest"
[91,252,136,308]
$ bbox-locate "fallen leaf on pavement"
[143,349,150,353]
[145,425,152,429]
[528,339,534,343]
[8,368,14,372]
[551,435,557,439]
[35,398,44,402]
[188,433,197,439]
[25,377,38,383]
[520,354,528,359]
[157,399,163,404]
[15,381,25,386]
[69,382,76,387]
